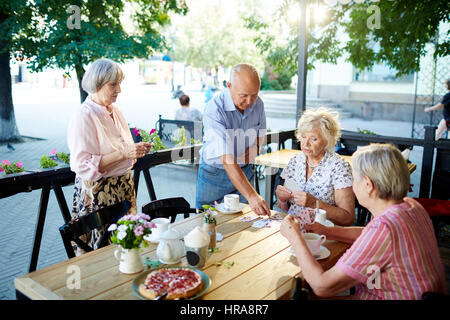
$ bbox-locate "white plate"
[315,219,334,227]
[144,233,161,243]
[290,246,331,260]
[215,203,246,214]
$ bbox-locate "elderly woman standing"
[67,58,152,255]
[275,108,355,229]
[281,144,446,299]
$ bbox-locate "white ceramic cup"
[151,217,171,238]
[302,233,327,256]
[314,209,327,225]
[224,194,239,211]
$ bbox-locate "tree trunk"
[0,38,22,142]
[75,63,88,104]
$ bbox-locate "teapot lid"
[160,225,180,240]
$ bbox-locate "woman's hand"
[276,185,292,203]
[292,190,316,208]
[280,214,302,242]
[121,142,153,159]
[304,222,327,235]
[424,107,431,113]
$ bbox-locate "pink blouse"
[67,97,136,181]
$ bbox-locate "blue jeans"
[196,163,254,209]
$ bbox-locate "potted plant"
[40,148,70,169]
[132,127,167,151]
[0,160,25,175]
[108,213,156,274]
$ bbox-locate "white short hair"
[81,58,124,94]
[352,143,410,201]
[229,63,260,85]
[295,107,341,152]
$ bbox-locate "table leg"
[29,185,50,272]
[16,289,30,301]
[53,185,72,223]
[133,169,141,195]
[143,168,157,201]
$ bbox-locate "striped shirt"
[337,199,446,300]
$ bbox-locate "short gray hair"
[229,63,260,85]
[295,107,341,152]
[81,58,124,94]
[352,143,410,201]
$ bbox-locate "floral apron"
[71,171,137,255]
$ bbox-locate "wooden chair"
[59,200,131,259]
[141,197,197,222]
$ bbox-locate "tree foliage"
[171,0,266,71]
[245,0,449,77]
[6,0,188,102]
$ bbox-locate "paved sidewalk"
[0,84,425,300]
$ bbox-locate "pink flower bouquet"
[108,213,156,249]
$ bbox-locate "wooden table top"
[255,149,416,174]
[14,206,350,300]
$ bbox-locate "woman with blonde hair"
[276,107,355,229]
[67,58,152,255]
[281,143,446,299]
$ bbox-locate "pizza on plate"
[138,268,203,300]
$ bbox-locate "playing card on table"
[284,178,302,193]
[270,213,283,220]
[252,219,271,228]
[239,215,259,222]
[269,220,282,228]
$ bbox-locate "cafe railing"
[1,127,448,272]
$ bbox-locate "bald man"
[196,63,271,216]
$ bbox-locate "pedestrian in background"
[425,79,450,140]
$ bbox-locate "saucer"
[315,219,334,227]
[215,203,245,214]
[144,233,161,243]
[290,246,331,260]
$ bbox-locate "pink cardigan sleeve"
[67,111,106,181]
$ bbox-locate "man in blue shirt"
[196,63,271,216]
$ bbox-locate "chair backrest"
[156,114,203,148]
[141,197,197,222]
[59,200,131,258]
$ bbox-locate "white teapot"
[156,225,185,264]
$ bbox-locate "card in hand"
[284,178,302,193]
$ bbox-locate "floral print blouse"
[280,151,353,231]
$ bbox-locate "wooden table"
[254,149,417,209]
[14,206,350,300]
